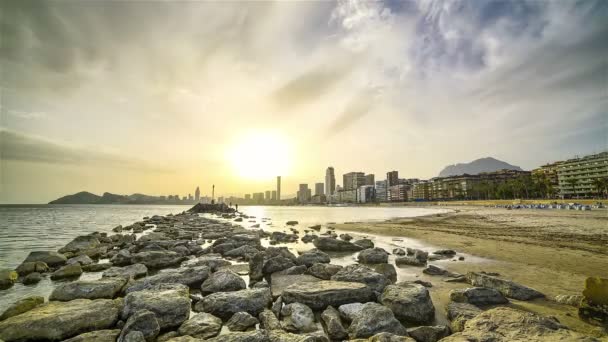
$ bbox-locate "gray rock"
[15,261,49,276]
[393,248,406,256]
[156,331,179,342]
[0,299,121,341]
[103,264,148,280]
[358,248,389,264]
[122,284,191,329]
[196,288,272,319]
[59,235,101,254]
[467,272,544,300]
[127,266,210,293]
[259,309,281,330]
[353,332,415,341]
[406,325,450,342]
[262,256,296,275]
[274,265,307,275]
[123,331,146,342]
[183,256,231,272]
[347,302,407,339]
[0,270,17,290]
[21,251,67,267]
[226,312,259,331]
[331,264,390,294]
[23,272,42,285]
[313,237,364,252]
[296,249,330,267]
[205,330,269,342]
[83,262,114,272]
[449,287,509,306]
[321,306,347,340]
[50,264,83,280]
[423,265,460,277]
[395,256,426,267]
[130,251,185,269]
[62,329,121,342]
[282,280,373,310]
[445,302,482,332]
[0,296,45,321]
[177,313,222,339]
[111,250,133,266]
[118,309,160,342]
[271,296,282,318]
[271,274,321,298]
[268,330,323,341]
[353,238,374,249]
[380,284,435,324]
[338,302,364,322]
[281,303,316,333]
[50,277,127,301]
[200,269,246,295]
[66,255,94,266]
[370,263,397,283]
[307,263,343,280]
[433,249,456,256]
[224,245,260,260]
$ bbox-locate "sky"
[1,0,606,203]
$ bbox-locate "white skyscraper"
[325,167,336,196]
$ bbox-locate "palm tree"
[565,178,579,199]
[591,177,608,198]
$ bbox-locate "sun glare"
[228,132,290,180]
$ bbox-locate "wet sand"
[335,206,608,337]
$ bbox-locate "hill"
[49,191,195,205]
[49,191,102,204]
[439,157,523,177]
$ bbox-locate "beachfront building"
[315,182,324,196]
[387,171,399,186]
[252,192,264,204]
[297,184,311,203]
[557,152,608,198]
[375,180,388,202]
[271,191,277,201]
[338,189,357,203]
[343,172,366,191]
[364,174,375,186]
[411,181,431,201]
[387,184,408,202]
[357,185,375,203]
[325,167,336,196]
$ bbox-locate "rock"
[51,263,83,280]
[263,256,296,275]
[353,238,374,249]
[127,266,210,293]
[433,249,456,256]
[380,283,435,324]
[338,302,364,322]
[0,298,121,341]
[340,233,353,241]
[177,313,222,339]
[272,296,282,317]
[118,309,160,342]
[103,264,148,280]
[358,248,389,264]
[309,225,322,231]
[395,256,426,267]
[371,264,397,283]
[66,255,94,266]
[406,326,450,342]
[281,303,316,333]
[0,296,45,321]
[201,269,246,295]
[271,274,321,298]
[321,306,347,340]
[445,302,482,332]
[274,265,307,276]
[579,277,608,327]
[22,251,67,267]
[286,221,299,226]
[393,248,406,256]
[157,331,180,342]
[555,294,583,307]
[282,280,373,310]
[442,307,595,341]
[411,280,433,288]
[130,251,184,269]
[224,245,260,260]
[226,312,259,331]
[206,330,269,342]
[122,284,191,329]
[466,272,544,300]
[268,330,324,341]
[296,249,330,267]
[63,329,121,342]
[15,261,49,276]
[184,256,231,272]
[111,250,133,266]
[423,265,460,277]
[59,235,101,254]
[347,302,407,339]
[123,331,146,342]
[259,309,281,330]
[22,272,43,285]
[331,264,390,294]
[253,280,270,289]
[83,262,113,272]
[196,288,272,319]
[352,332,415,341]
[50,277,127,301]
[313,237,364,252]
[307,263,343,280]
[0,270,18,290]
[449,287,509,306]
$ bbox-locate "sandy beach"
[336,206,608,337]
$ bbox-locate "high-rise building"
[315,183,324,196]
[265,191,271,201]
[195,186,200,202]
[357,185,375,203]
[271,191,277,201]
[375,180,387,202]
[557,152,608,198]
[365,174,375,186]
[325,167,336,195]
[297,184,310,203]
[387,171,399,186]
[343,172,366,191]
[245,194,251,200]
[277,176,281,201]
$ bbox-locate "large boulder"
[196,288,272,319]
[259,309,281,330]
[353,239,374,249]
[177,313,222,339]
[0,296,44,321]
[357,248,389,264]
[449,287,509,306]
[307,263,343,280]
[200,269,246,295]
[406,325,450,342]
[118,309,160,342]
[466,272,544,300]
[249,248,297,283]
[313,237,364,252]
[15,262,49,276]
[280,303,316,333]
[50,277,127,301]
[441,306,597,341]
[226,312,259,332]
[0,270,18,290]
[122,284,191,330]
[0,299,121,341]
[130,251,185,269]
[183,255,231,272]
[347,302,407,339]
[579,276,608,327]
[63,329,121,342]
[271,274,321,298]
[296,249,330,267]
[204,330,269,342]
[22,251,67,267]
[370,264,397,283]
[321,306,347,340]
[380,284,435,324]
[50,264,83,280]
[59,235,101,254]
[282,280,374,310]
[445,302,482,332]
[103,264,148,280]
[67,255,94,266]
[352,332,415,341]
[126,266,210,293]
[331,264,390,294]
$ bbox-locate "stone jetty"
[0,205,604,341]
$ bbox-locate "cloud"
[0,129,171,173]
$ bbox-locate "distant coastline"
[48,191,200,205]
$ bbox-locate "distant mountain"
[438,157,523,177]
[49,191,102,204]
[49,191,195,205]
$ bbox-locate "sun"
[228,131,291,180]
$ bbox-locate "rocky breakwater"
[0,210,604,341]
